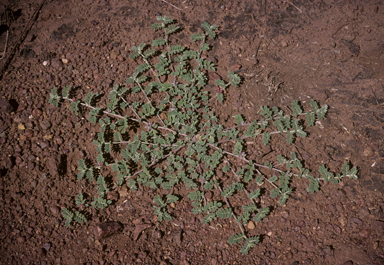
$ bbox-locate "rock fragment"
[359,229,371,238]
[43,242,51,251]
[50,206,60,215]
[51,58,62,69]
[40,120,52,130]
[25,33,34,42]
[94,222,122,239]
[0,98,14,113]
[133,223,151,241]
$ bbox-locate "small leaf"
[234,114,244,126]
[191,32,205,42]
[61,208,74,227]
[166,194,179,204]
[228,71,241,87]
[310,99,319,112]
[201,22,218,39]
[260,106,273,119]
[216,208,232,219]
[215,79,226,87]
[255,174,264,184]
[270,188,280,198]
[228,233,245,245]
[253,207,269,222]
[306,112,316,127]
[240,236,259,255]
[291,100,302,116]
[74,211,87,224]
[262,132,271,146]
[202,212,216,224]
[243,203,257,213]
[248,189,260,199]
[317,104,328,120]
[154,195,167,208]
[269,175,278,182]
[307,177,320,193]
[62,85,72,98]
[152,37,167,47]
[188,191,203,201]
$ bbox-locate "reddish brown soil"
[1,0,384,264]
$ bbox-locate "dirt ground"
[0,0,384,264]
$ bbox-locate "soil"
[1,0,384,264]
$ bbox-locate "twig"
[211,174,247,238]
[123,146,183,180]
[0,30,9,60]
[332,23,349,38]
[63,97,180,135]
[0,0,48,79]
[369,85,380,105]
[283,1,302,13]
[161,0,182,10]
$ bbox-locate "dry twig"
[161,0,182,10]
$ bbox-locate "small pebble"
[0,98,14,113]
[50,206,60,215]
[17,236,25,242]
[333,225,342,234]
[349,217,363,226]
[363,148,373,157]
[40,120,51,130]
[359,229,371,238]
[25,33,34,42]
[359,208,370,219]
[373,241,379,249]
[43,242,51,251]
[247,221,255,230]
[51,58,62,69]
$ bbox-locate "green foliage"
[62,84,72,98]
[241,236,260,255]
[74,211,87,224]
[228,233,245,245]
[262,132,271,146]
[75,193,88,209]
[253,207,270,223]
[48,16,358,255]
[48,87,61,107]
[291,100,302,117]
[96,175,109,197]
[248,189,261,199]
[188,190,203,201]
[61,208,74,227]
[153,206,172,222]
[217,207,232,219]
[84,92,98,105]
[77,159,93,181]
[91,196,111,209]
[228,71,241,86]
[201,22,218,39]
[191,32,205,42]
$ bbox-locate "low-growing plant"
[49,16,358,254]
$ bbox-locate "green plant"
[49,16,357,254]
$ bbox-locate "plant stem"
[212,175,247,239]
